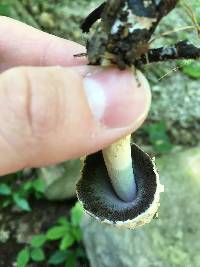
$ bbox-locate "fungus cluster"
[75,0,200,229]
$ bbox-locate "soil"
[0,198,89,266]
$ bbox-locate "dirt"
[0,198,89,266]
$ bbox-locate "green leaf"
[60,233,75,250]
[30,248,45,262]
[32,179,45,194]
[72,227,82,241]
[48,250,68,265]
[58,217,70,227]
[0,183,12,196]
[70,202,84,226]
[144,122,173,153]
[2,199,11,208]
[0,3,11,17]
[46,226,66,240]
[17,248,30,267]
[31,234,46,248]
[182,60,200,78]
[65,251,76,267]
[21,181,33,193]
[13,194,31,211]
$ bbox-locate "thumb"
[0,66,151,175]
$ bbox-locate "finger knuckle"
[0,67,61,142]
[0,67,32,153]
[23,68,62,139]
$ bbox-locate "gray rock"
[39,159,83,200]
[82,147,200,267]
[148,64,200,129]
[143,2,200,145]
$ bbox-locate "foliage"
[0,0,40,28]
[17,248,30,267]
[0,177,45,211]
[144,121,174,153]
[0,1,13,17]
[16,202,85,267]
[182,60,200,78]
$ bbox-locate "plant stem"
[102,135,136,202]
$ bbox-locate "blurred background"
[0,1,199,267]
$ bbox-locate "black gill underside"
[76,144,157,223]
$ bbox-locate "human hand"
[0,16,151,175]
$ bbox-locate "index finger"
[0,16,87,71]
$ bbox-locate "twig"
[136,40,200,66]
[81,2,106,33]
[182,2,200,37]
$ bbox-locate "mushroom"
[76,136,164,229]
[76,0,171,229]
[76,7,165,228]
[74,0,200,229]
[102,135,137,202]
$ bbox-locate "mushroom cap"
[76,144,164,229]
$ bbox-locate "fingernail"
[83,68,151,129]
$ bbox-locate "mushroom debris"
[76,0,200,229]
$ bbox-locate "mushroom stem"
[102,135,136,202]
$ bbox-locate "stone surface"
[143,3,200,146]
[82,147,200,267]
[39,159,83,200]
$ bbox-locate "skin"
[0,16,151,176]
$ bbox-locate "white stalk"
[102,135,136,202]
